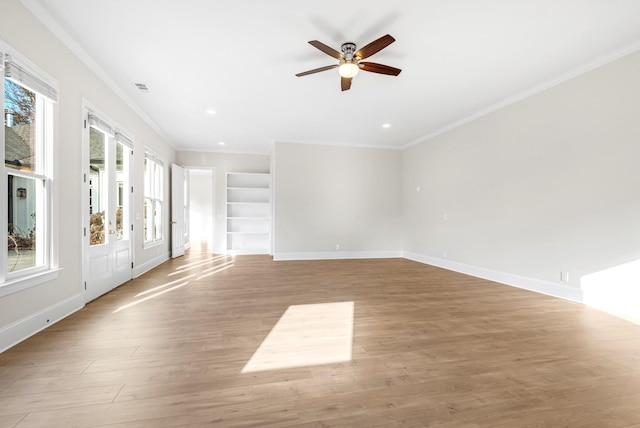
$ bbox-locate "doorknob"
[170,221,177,224]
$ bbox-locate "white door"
[84,115,133,302]
[171,164,186,258]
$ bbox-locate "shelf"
[227,231,269,235]
[227,232,270,253]
[227,172,270,189]
[227,187,269,204]
[227,202,269,218]
[226,172,271,255]
[226,201,269,205]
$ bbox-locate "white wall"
[176,151,270,254]
[0,0,175,350]
[273,142,403,259]
[403,49,640,305]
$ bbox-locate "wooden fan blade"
[360,62,402,76]
[308,40,345,60]
[341,77,352,91]
[354,34,395,60]
[295,64,339,77]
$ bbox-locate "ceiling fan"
[295,34,402,91]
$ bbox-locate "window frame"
[143,150,164,247]
[1,41,60,297]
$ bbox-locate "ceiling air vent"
[134,83,151,92]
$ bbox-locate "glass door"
[84,114,132,302]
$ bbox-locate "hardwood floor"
[2,247,640,427]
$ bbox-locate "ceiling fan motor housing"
[341,42,357,61]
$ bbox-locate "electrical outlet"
[561,272,570,282]
[443,250,447,259]
[335,244,340,251]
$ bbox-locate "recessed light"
[206,109,216,115]
[218,141,226,146]
[382,123,391,128]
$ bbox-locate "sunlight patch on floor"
[582,259,640,325]
[197,261,234,280]
[241,301,354,373]
[168,255,230,276]
[135,275,195,298]
[113,281,190,313]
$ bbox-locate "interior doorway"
[186,168,215,253]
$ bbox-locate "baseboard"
[0,293,84,353]
[133,251,171,278]
[403,251,583,303]
[273,250,403,261]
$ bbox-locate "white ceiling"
[26,0,640,154]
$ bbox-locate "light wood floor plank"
[1,247,640,427]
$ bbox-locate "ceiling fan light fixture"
[296,35,400,91]
[338,61,359,78]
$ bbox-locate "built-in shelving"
[226,172,271,255]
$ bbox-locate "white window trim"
[1,38,60,295]
[0,269,63,298]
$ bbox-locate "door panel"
[86,126,112,301]
[112,141,132,285]
[171,164,185,258]
[90,255,108,274]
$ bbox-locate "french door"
[83,112,133,302]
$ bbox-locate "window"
[86,114,132,246]
[143,151,163,245]
[1,45,58,292]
